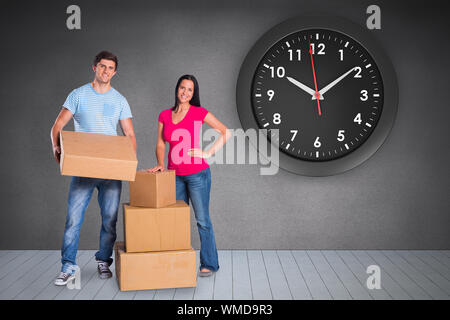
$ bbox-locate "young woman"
[148,75,230,276]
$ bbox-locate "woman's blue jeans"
[176,168,219,272]
[60,177,121,273]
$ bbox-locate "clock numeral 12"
[310,43,325,55]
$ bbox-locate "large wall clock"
[236,16,398,176]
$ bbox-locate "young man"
[50,51,137,285]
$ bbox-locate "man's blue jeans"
[60,177,121,273]
[176,168,219,272]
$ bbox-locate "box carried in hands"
[59,130,137,181]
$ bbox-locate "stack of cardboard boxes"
[59,131,196,292]
[115,170,197,291]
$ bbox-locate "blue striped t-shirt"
[63,83,132,136]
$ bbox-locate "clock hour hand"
[286,76,323,100]
[313,66,358,100]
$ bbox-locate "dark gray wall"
[1,0,449,250]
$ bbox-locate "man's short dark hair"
[93,51,118,70]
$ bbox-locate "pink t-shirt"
[158,106,210,175]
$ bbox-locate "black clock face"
[252,28,383,161]
[236,16,398,176]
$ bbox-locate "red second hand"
[308,39,322,116]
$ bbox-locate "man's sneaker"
[97,261,112,279]
[54,272,75,286]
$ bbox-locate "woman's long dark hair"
[172,74,201,112]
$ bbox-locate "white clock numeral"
[310,43,325,55]
[337,130,345,142]
[354,67,362,78]
[290,130,298,141]
[354,113,362,125]
[360,90,368,101]
[314,136,321,148]
[273,113,281,125]
[288,49,301,61]
[339,49,344,61]
[267,90,275,101]
[269,66,285,78]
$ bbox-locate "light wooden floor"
[0,250,449,300]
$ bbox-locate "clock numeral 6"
[337,130,345,142]
[360,90,368,101]
[267,90,275,101]
[273,113,281,125]
[269,66,285,78]
[314,136,321,148]
[354,113,362,125]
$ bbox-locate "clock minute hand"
[314,67,358,100]
[286,76,323,100]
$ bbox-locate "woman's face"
[177,79,194,105]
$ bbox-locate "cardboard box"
[59,130,137,181]
[129,170,176,208]
[114,242,196,291]
[123,200,190,253]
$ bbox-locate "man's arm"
[50,108,73,163]
[119,118,137,155]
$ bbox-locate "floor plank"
[0,251,60,300]
[336,251,392,300]
[351,250,411,300]
[0,251,40,279]
[247,250,272,300]
[3,250,450,300]
[307,250,351,300]
[427,251,450,269]
[411,251,450,281]
[33,250,93,300]
[277,251,311,300]
[0,251,26,268]
[0,251,52,297]
[382,251,449,300]
[291,251,332,300]
[134,289,156,300]
[260,251,292,300]
[232,250,252,300]
[212,250,232,300]
[322,251,372,300]
[396,251,450,296]
[366,251,431,300]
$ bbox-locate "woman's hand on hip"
[188,148,211,159]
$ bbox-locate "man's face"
[93,59,116,83]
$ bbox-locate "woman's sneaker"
[54,271,75,286]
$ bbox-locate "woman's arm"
[148,121,166,172]
[188,112,231,159]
